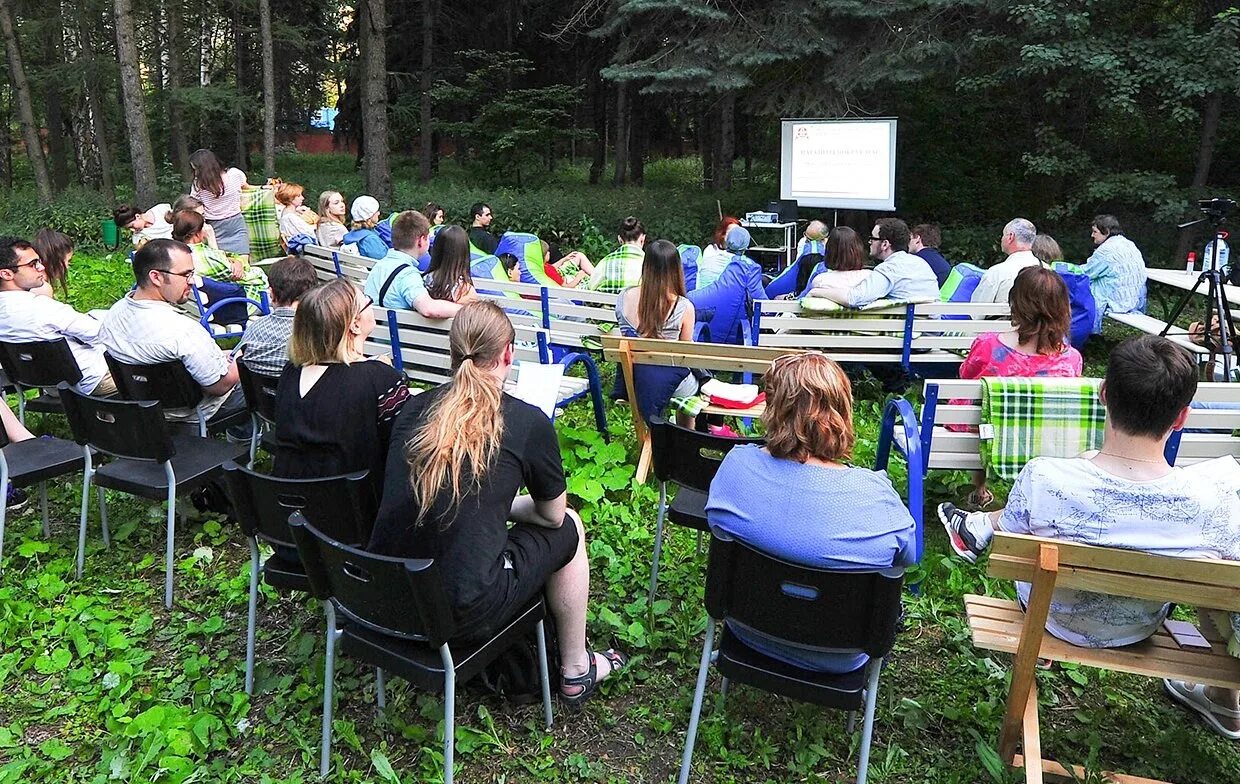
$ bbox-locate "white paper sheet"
[512,362,564,419]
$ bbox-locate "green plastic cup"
[101,217,119,250]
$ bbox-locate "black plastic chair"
[236,361,281,467]
[677,534,904,784]
[0,420,88,568]
[289,512,554,782]
[59,385,248,608]
[104,353,248,438]
[221,461,375,695]
[646,416,763,602]
[0,338,85,422]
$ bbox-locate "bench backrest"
[921,378,1240,471]
[303,244,376,285]
[379,306,549,387]
[752,299,1010,365]
[988,532,1240,612]
[600,333,797,376]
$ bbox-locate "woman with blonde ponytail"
[370,301,627,706]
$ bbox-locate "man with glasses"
[99,239,248,435]
[469,202,499,255]
[971,217,1040,304]
[0,236,117,395]
[844,217,940,307]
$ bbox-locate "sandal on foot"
[559,649,628,709]
[966,488,994,510]
[1163,679,1240,740]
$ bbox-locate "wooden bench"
[302,244,375,285]
[751,299,1012,371]
[379,306,608,437]
[965,532,1240,783]
[918,378,1240,474]
[1104,311,1210,355]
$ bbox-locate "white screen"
[780,118,898,211]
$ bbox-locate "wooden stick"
[999,543,1059,762]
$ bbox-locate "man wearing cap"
[0,236,116,395]
[341,195,389,260]
[845,218,940,307]
[697,224,757,289]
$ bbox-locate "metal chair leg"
[535,619,553,729]
[696,529,703,555]
[75,450,93,579]
[719,676,730,702]
[375,668,386,711]
[98,488,110,548]
[319,602,338,779]
[245,537,260,695]
[440,644,456,784]
[677,619,716,784]
[247,414,260,469]
[163,463,178,610]
[648,482,668,604]
[855,658,884,784]
[39,482,49,538]
[847,711,857,734]
[0,458,8,566]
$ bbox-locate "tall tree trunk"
[114,0,158,204]
[0,79,11,189]
[628,91,644,185]
[588,80,606,185]
[77,5,114,199]
[359,0,390,201]
[716,93,735,192]
[1177,92,1224,263]
[233,0,248,169]
[611,82,628,186]
[699,112,714,190]
[43,7,70,191]
[418,0,434,182]
[165,3,191,181]
[0,0,53,202]
[258,0,275,176]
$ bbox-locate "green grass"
[2,258,1238,782]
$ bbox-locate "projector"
[745,211,780,224]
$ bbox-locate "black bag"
[473,615,560,704]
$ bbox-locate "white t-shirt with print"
[998,455,1240,648]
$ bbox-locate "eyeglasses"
[869,235,883,243]
[356,295,373,315]
[157,268,197,280]
[1,257,43,271]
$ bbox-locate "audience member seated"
[423,202,445,226]
[1083,213,1147,333]
[2,399,35,509]
[699,216,741,280]
[0,236,116,396]
[363,210,461,318]
[234,256,321,376]
[953,265,1084,508]
[168,196,218,248]
[188,148,252,254]
[698,224,757,290]
[171,210,270,306]
[938,334,1240,736]
[468,202,499,255]
[1033,233,1098,350]
[29,228,73,299]
[805,226,872,303]
[316,190,348,247]
[845,218,940,307]
[270,278,410,501]
[910,223,952,287]
[543,242,594,288]
[99,239,247,433]
[342,195,389,259]
[616,239,697,426]
[971,218,1040,304]
[368,301,628,706]
[796,219,828,258]
[423,225,480,305]
[588,217,647,293]
[706,353,916,672]
[114,202,174,248]
[274,182,318,243]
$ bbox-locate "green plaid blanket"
[241,188,282,260]
[668,394,709,417]
[980,377,1105,481]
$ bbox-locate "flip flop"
[1163,679,1240,740]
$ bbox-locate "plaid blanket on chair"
[980,377,1105,481]
[241,188,283,260]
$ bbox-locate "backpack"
[473,615,560,703]
[939,262,984,302]
[1050,261,1097,347]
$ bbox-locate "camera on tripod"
[1198,197,1237,223]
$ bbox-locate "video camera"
[1199,197,1237,223]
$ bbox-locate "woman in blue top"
[705,352,916,673]
[341,195,389,259]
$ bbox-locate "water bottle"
[1203,238,1230,271]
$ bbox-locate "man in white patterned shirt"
[235,256,320,376]
[100,239,247,434]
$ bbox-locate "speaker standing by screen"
[780,118,898,211]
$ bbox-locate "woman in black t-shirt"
[272,278,409,506]
[369,301,627,707]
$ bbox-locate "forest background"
[1,0,1240,265]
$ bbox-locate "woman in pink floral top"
[956,265,1083,506]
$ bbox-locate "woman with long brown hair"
[422,225,478,304]
[316,190,348,247]
[706,352,916,672]
[188,148,253,254]
[30,228,73,299]
[369,301,627,706]
[806,226,872,303]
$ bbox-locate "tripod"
[1160,223,1239,381]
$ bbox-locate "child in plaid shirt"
[171,209,269,307]
[587,216,646,293]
